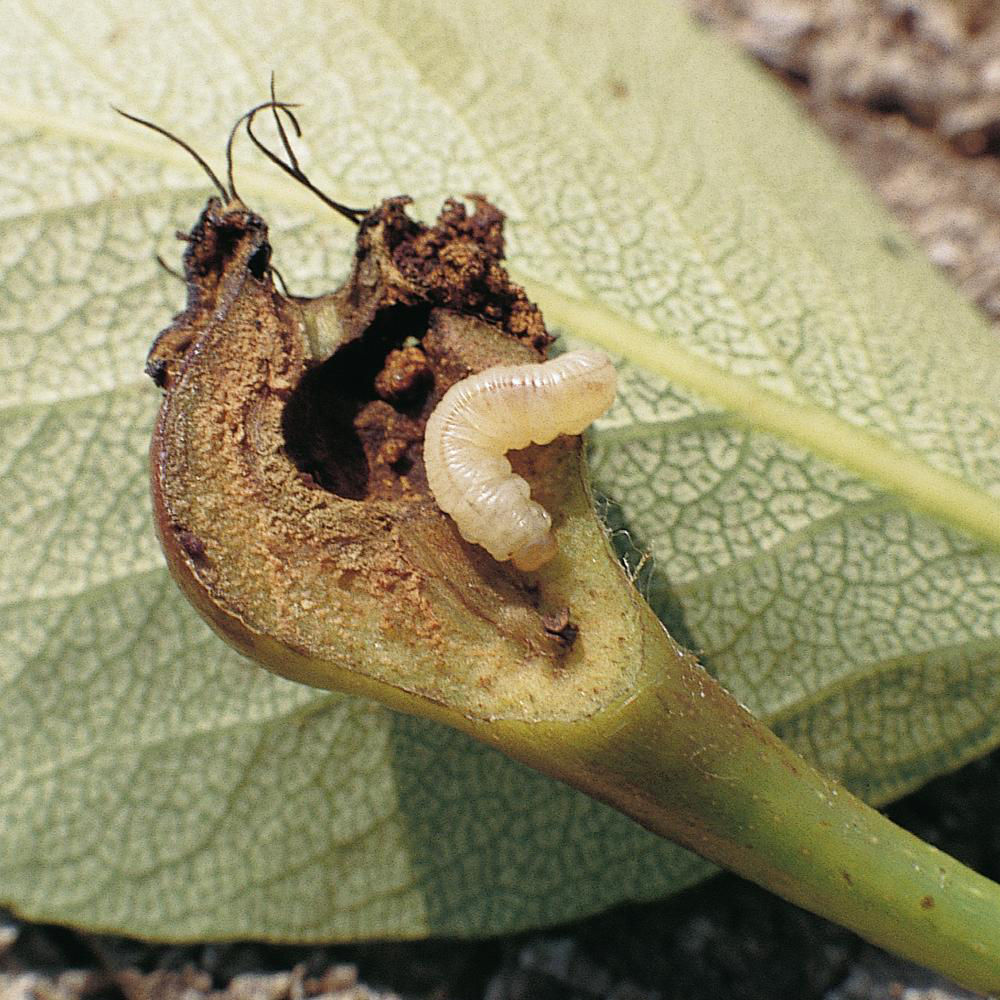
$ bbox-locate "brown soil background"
[3,3,999,999]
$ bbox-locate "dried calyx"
[148,171,644,722]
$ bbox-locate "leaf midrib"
[523,280,1000,549]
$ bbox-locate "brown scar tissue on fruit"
[139,108,646,723]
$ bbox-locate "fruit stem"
[487,606,1000,993]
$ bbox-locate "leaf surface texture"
[1,0,998,939]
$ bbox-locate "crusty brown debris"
[146,198,271,389]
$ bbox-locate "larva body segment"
[423,350,617,570]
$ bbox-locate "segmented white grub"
[423,350,617,570]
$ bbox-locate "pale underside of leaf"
[0,0,998,941]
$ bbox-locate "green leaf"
[2,0,999,941]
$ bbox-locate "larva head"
[149,170,644,727]
[567,350,619,428]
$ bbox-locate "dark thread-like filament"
[245,75,368,226]
[113,106,230,202]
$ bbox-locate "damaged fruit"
[146,140,641,721]
[139,105,1000,993]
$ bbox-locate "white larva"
[423,349,617,570]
